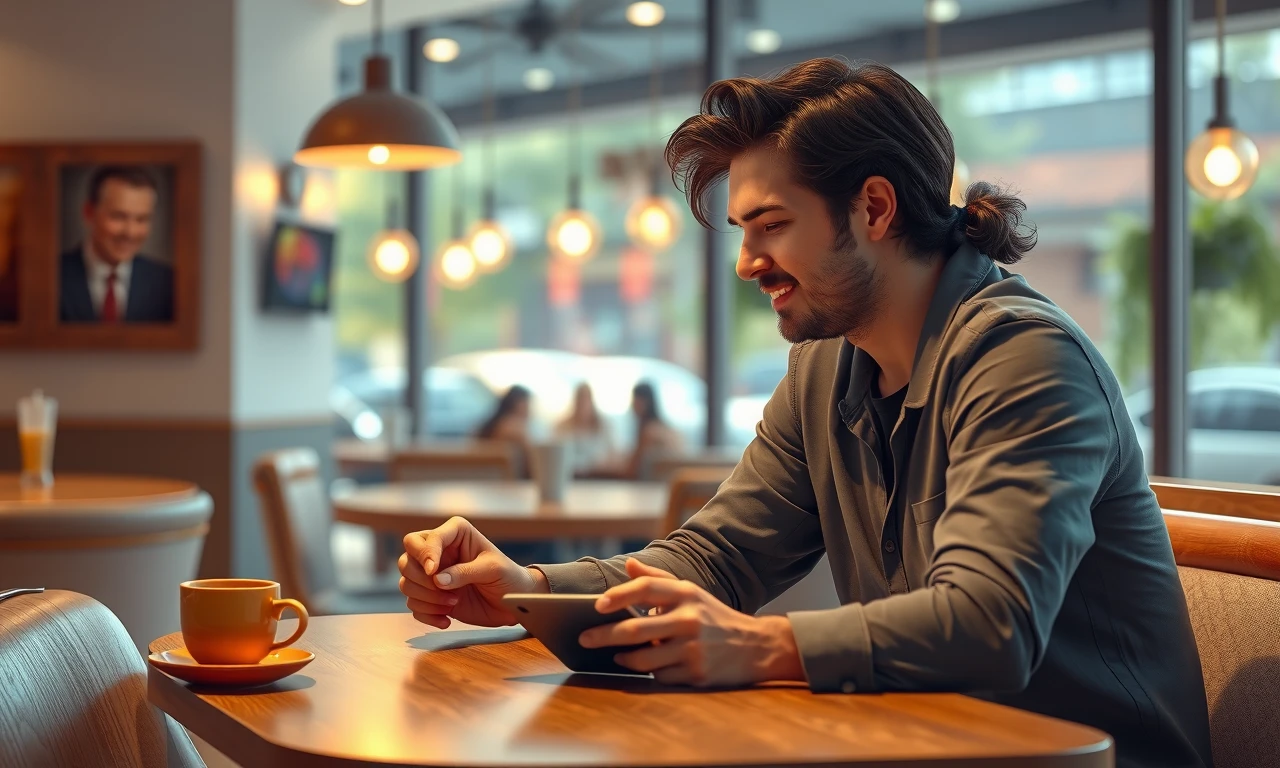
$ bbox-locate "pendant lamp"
[625,22,682,252]
[367,199,420,283]
[467,15,514,273]
[296,0,462,170]
[437,165,478,289]
[925,0,968,207]
[1186,0,1259,200]
[547,7,601,263]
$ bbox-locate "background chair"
[253,448,406,616]
[389,441,518,482]
[0,490,212,653]
[1157,481,1280,768]
[661,465,839,614]
[0,589,204,768]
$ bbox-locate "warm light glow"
[237,164,279,212]
[625,195,682,251]
[438,239,478,288]
[925,0,961,24]
[366,229,420,283]
[299,172,336,223]
[626,1,665,26]
[950,158,970,207]
[295,143,460,170]
[1186,125,1260,200]
[467,219,514,272]
[547,209,601,262]
[1203,145,1243,187]
[338,0,367,5]
[423,38,460,63]
[745,29,782,55]
[523,67,556,92]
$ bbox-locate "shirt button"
[841,680,857,694]
[883,539,897,554]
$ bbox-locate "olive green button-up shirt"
[536,243,1212,768]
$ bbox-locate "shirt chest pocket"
[904,491,947,574]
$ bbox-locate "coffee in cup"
[179,579,308,665]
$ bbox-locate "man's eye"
[763,221,786,233]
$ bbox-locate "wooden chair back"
[0,589,204,767]
[1156,479,1280,768]
[252,448,336,607]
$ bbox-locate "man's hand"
[399,517,548,629]
[578,559,806,687]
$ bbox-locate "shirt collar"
[838,242,1000,425]
[83,242,133,281]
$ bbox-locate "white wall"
[0,0,235,419]
[231,0,340,423]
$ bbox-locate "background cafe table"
[148,612,1114,768]
[332,480,669,541]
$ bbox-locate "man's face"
[83,179,156,266]
[728,146,884,344]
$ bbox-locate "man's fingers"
[407,596,454,616]
[613,638,693,674]
[399,552,428,583]
[579,612,695,648]
[598,576,694,613]
[403,517,471,576]
[399,576,460,605]
[411,610,451,630]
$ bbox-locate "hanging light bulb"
[1186,0,1259,200]
[366,229,420,283]
[626,194,681,251]
[436,238,477,288]
[466,21,514,275]
[468,218,513,272]
[547,207,601,262]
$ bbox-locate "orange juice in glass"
[17,390,56,487]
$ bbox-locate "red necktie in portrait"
[102,268,119,322]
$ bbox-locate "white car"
[1126,366,1280,485]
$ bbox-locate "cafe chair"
[662,465,839,614]
[1156,481,1280,768]
[0,588,204,768]
[253,448,408,616]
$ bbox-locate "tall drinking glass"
[17,390,56,487]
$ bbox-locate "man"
[398,59,1211,768]
[60,165,173,323]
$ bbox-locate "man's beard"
[776,231,885,344]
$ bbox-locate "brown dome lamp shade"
[295,0,461,170]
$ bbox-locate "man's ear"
[858,176,897,242]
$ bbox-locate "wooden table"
[0,473,198,511]
[148,613,1113,768]
[332,480,668,541]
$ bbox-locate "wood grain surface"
[1151,476,1280,523]
[148,612,1113,768]
[0,473,197,507]
[332,481,669,541]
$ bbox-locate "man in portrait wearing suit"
[60,165,173,323]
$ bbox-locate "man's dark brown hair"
[87,166,158,206]
[665,58,1036,264]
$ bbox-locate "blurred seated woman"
[555,383,615,477]
[475,385,533,478]
[625,381,683,480]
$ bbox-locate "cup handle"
[269,598,309,651]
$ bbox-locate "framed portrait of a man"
[44,142,200,348]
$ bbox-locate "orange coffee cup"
[180,578,308,665]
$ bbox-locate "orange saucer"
[148,646,314,687]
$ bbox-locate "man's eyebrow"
[727,204,786,227]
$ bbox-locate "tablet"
[501,593,649,676]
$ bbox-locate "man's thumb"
[434,559,488,590]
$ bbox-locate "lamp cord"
[482,13,496,200]
[568,2,583,206]
[1217,0,1226,77]
[372,0,383,57]
[648,26,663,192]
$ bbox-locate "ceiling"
[337,0,1086,108]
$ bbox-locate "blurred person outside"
[398,58,1209,768]
[475,385,533,479]
[555,383,615,477]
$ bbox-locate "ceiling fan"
[437,0,700,73]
